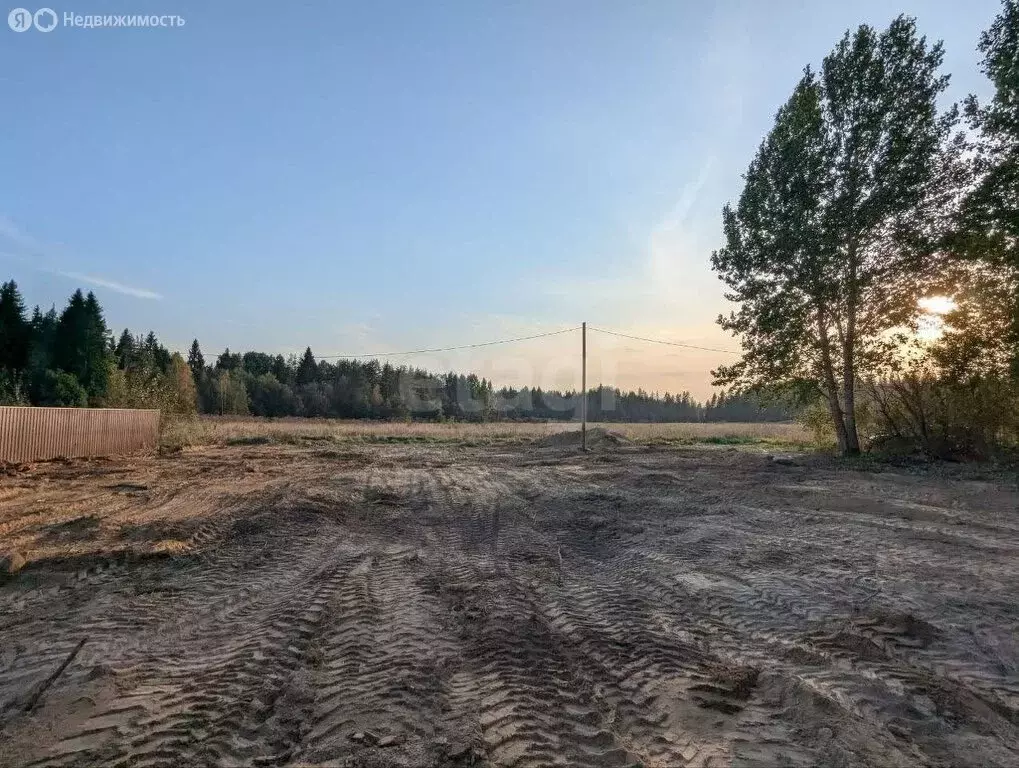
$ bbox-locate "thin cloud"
[0,215,45,252]
[0,215,162,300]
[53,270,163,300]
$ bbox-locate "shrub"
[33,369,88,407]
[862,375,1018,460]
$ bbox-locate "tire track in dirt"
[296,548,462,766]
[4,443,1019,768]
[20,508,363,768]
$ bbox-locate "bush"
[799,401,837,449]
[862,375,1019,460]
[0,372,29,405]
[32,369,88,407]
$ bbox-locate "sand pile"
[533,427,631,449]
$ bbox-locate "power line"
[315,326,580,359]
[587,326,740,355]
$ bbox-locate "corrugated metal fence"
[0,407,161,463]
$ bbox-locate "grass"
[161,416,813,452]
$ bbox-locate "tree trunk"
[816,310,850,454]
[842,248,861,456]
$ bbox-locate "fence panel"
[0,407,161,463]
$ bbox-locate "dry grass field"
[161,416,812,451]
[2,428,1018,767]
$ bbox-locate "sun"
[918,295,956,316]
[915,295,956,341]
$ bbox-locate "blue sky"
[0,0,1002,397]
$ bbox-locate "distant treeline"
[0,280,794,422]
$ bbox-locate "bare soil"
[1,438,1018,767]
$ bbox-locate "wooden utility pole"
[581,321,587,451]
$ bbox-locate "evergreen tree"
[187,339,205,382]
[270,354,290,383]
[0,280,31,383]
[27,306,58,389]
[115,329,135,369]
[53,289,112,402]
[215,348,242,371]
[143,331,172,374]
[296,346,318,385]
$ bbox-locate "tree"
[163,353,198,415]
[114,329,135,369]
[215,348,242,372]
[241,351,274,377]
[26,305,58,397]
[270,354,290,383]
[953,0,1019,374]
[210,370,249,415]
[35,369,88,407]
[0,280,31,375]
[296,346,318,385]
[52,290,112,403]
[144,331,172,374]
[248,373,298,417]
[0,280,31,401]
[712,17,960,455]
[187,339,205,382]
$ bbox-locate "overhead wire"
[314,326,580,359]
[587,326,740,355]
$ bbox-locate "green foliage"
[215,348,242,372]
[34,369,88,407]
[114,328,135,369]
[863,373,1019,459]
[187,339,205,383]
[248,373,298,416]
[296,346,318,385]
[209,369,249,415]
[0,371,28,405]
[241,351,274,377]
[0,280,31,378]
[953,0,1019,373]
[932,265,1017,380]
[713,16,961,455]
[53,290,112,402]
[1,275,798,424]
[27,305,58,375]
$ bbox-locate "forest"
[0,283,792,423]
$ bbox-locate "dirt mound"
[533,427,631,449]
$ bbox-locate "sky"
[0,0,1003,399]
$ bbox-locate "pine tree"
[187,339,205,382]
[270,354,289,383]
[216,348,241,371]
[296,346,318,385]
[27,306,58,387]
[115,329,135,369]
[82,292,112,400]
[0,280,31,376]
[53,289,88,383]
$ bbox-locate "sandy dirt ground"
[1,436,1018,767]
